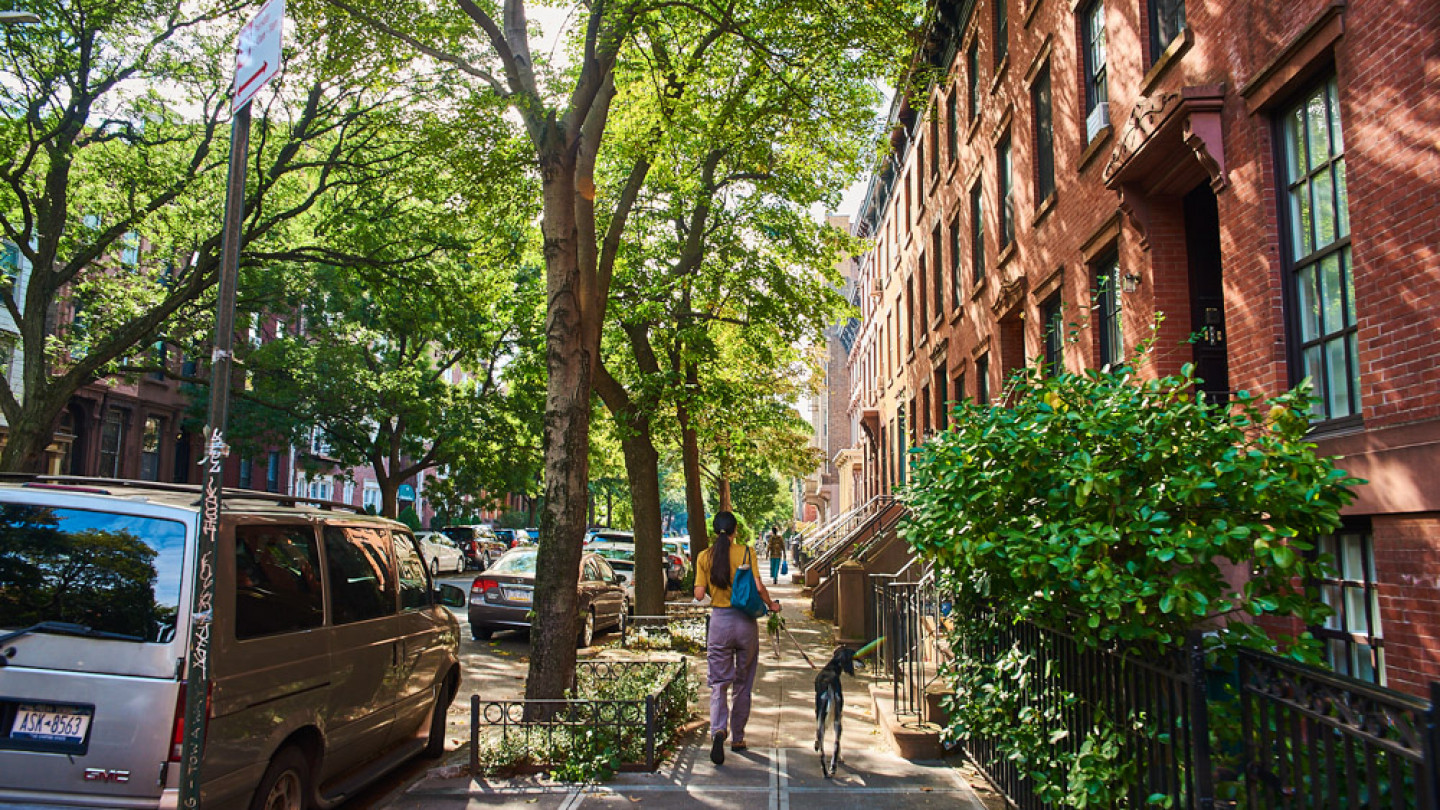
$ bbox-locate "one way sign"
[233,0,284,112]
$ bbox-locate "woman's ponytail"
[710,511,738,590]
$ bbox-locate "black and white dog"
[814,646,859,778]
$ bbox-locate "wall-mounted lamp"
[1122,272,1142,293]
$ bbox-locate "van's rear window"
[0,503,187,643]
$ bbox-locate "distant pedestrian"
[695,511,781,765]
[766,525,785,584]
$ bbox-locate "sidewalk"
[383,580,990,809]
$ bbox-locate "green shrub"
[904,359,1361,800]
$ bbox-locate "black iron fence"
[871,563,948,719]
[952,617,1213,809]
[1238,651,1440,808]
[880,603,1440,809]
[469,659,690,772]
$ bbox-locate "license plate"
[504,587,533,605]
[10,704,92,744]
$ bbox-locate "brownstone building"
[845,0,1440,695]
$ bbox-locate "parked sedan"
[468,548,627,646]
[417,530,467,575]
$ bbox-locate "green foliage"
[907,359,1362,802]
[906,362,1359,652]
[396,507,421,531]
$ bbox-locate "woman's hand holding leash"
[769,599,782,613]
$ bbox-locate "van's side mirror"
[610,574,624,585]
[437,583,467,608]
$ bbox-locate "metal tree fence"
[469,659,691,772]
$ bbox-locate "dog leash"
[776,616,818,669]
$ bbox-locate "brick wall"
[845,0,1440,697]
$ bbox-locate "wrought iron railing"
[801,494,891,560]
[870,561,949,720]
[469,659,691,772]
[1237,650,1440,808]
[956,617,1214,809]
[805,496,899,577]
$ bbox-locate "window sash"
[1033,67,1055,203]
[1084,1,1108,112]
[1042,295,1063,376]
[995,0,1008,66]
[971,181,986,282]
[1095,254,1123,367]
[1313,527,1383,685]
[1149,0,1186,58]
[967,42,980,122]
[1281,77,1357,422]
[998,136,1014,248]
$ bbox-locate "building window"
[917,256,928,336]
[949,216,963,310]
[1149,0,1185,59]
[1041,294,1063,376]
[976,354,991,405]
[1315,523,1383,685]
[935,367,949,432]
[239,458,253,489]
[1033,64,1055,205]
[1281,76,1356,422]
[970,178,985,283]
[906,276,916,354]
[99,409,125,478]
[956,372,966,405]
[967,40,980,124]
[947,90,959,164]
[139,416,162,481]
[2,240,22,285]
[998,134,1014,250]
[1083,0,1109,121]
[929,107,940,181]
[120,232,140,268]
[362,484,381,513]
[266,451,280,492]
[931,224,944,319]
[896,406,907,485]
[920,386,931,439]
[310,427,333,457]
[1094,250,1123,368]
[994,0,1008,67]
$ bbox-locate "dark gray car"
[467,548,626,646]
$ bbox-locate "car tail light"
[471,577,499,594]
[169,681,211,762]
[668,554,683,569]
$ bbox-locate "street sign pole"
[177,98,250,810]
[177,1,279,804]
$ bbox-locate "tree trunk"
[0,407,62,473]
[618,429,665,615]
[719,478,732,512]
[677,397,708,558]
[380,478,400,519]
[524,161,591,709]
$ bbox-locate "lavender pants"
[707,607,760,742]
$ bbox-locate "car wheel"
[454,556,465,574]
[249,746,309,810]
[472,626,492,641]
[422,680,454,759]
[577,609,595,648]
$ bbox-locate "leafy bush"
[904,360,1361,801]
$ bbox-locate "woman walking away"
[695,511,781,765]
[766,525,785,584]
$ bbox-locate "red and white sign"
[232,0,284,112]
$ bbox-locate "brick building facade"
[845,0,1440,695]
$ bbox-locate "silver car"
[0,478,466,810]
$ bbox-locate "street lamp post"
[0,10,41,23]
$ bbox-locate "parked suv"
[440,525,506,570]
[0,477,466,810]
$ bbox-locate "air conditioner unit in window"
[1086,102,1111,143]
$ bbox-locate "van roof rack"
[0,474,372,516]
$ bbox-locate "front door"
[1184,184,1230,406]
